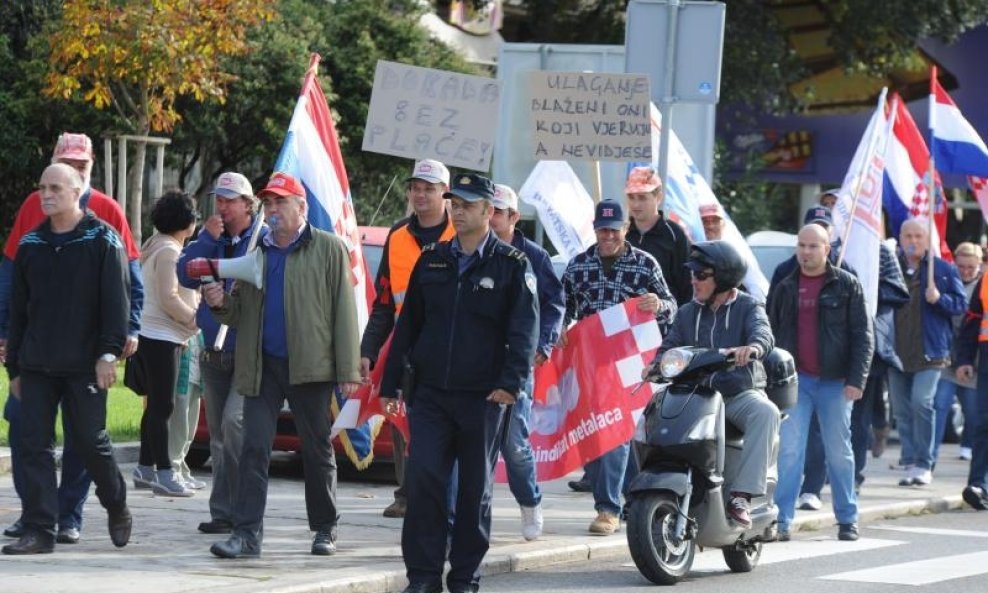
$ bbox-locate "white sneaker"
[912,468,933,486]
[960,447,973,461]
[132,465,157,489]
[151,469,194,497]
[797,493,822,511]
[520,504,543,541]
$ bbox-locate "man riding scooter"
[649,241,781,527]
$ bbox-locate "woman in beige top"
[129,191,200,497]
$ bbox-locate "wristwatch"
[99,353,118,363]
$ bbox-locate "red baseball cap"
[258,172,305,198]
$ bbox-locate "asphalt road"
[476,509,988,593]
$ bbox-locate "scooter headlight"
[659,348,695,379]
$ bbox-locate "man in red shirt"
[767,223,873,542]
[0,132,143,545]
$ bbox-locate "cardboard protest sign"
[528,71,651,162]
[362,60,502,171]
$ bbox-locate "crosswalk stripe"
[868,525,988,538]
[621,538,905,571]
[821,551,988,585]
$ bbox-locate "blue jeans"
[933,378,976,460]
[588,441,631,516]
[888,368,940,470]
[4,394,90,531]
[775,374,857,530]
[801,415,827,495]
[499,382,541,507]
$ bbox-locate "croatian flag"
[274,54,382,469]
[882,93,951,259]
[929,68,988,222]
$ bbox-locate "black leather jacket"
[767,262,874,389]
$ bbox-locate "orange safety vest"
[388,220,455,315]
[979,278,988,342]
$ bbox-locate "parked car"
[746,230,797,281]
[187,225,394,468]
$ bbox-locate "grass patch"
[0,365,144,446]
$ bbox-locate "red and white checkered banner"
[495,297,661,483]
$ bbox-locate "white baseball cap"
[406,159,450,186]
[492,184,519,211]
[212,172,253,199]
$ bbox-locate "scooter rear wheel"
[626,492,695,585]
[723,540,762,573]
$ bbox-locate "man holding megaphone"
[178,171,264,537]
[200,172,361,560]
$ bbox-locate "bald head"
[38,163,84,220]
[899,218,929,262]
[796,223,831,276]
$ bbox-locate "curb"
[240,494,964,593]
[0,442,139,475]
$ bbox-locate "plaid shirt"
[562,243,677,327]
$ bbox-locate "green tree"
[168,0,478,227]
[44,0,277,243]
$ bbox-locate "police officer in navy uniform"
[381,173,538,593]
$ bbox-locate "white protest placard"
[362,60,502,171]
[528,71,651,162]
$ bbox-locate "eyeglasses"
[691,269,714,281]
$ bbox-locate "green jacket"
[212,225,361,396]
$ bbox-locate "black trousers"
[232,355,339,547]
[18,370,127,539]
[402,385,505,591]
[136,335,182,469]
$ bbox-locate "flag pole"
[926,66,938,290]
[837,88,890,268]
[590,160,603,203]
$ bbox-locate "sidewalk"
[0,441,973,593]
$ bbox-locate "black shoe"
[838,523,859,541]
[107,506,132,548]
[400,583,442,593]
[962,485,988,511]
[210,535,261,559]
[311,529,337,556]
[56,527,81,544]
[198,519,233,534]
[448,586,479,593]
[383,499,407,518]
[3,519,24,538]
[2,531,55,555]
[567,477,592,492]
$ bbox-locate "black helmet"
[688,241,747,293]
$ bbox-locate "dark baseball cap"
[804,206,833,228]
[443,173,495,202]
[593,200,626,230]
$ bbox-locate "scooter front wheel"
[626,492,695,585]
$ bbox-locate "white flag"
[645,104,769,302]
[518,160,596,260]
[834,89,893,318]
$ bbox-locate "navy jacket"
[6,213,129,379]
[381,231,538,399]
[897,253,966,361]
[510,229,564,358]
